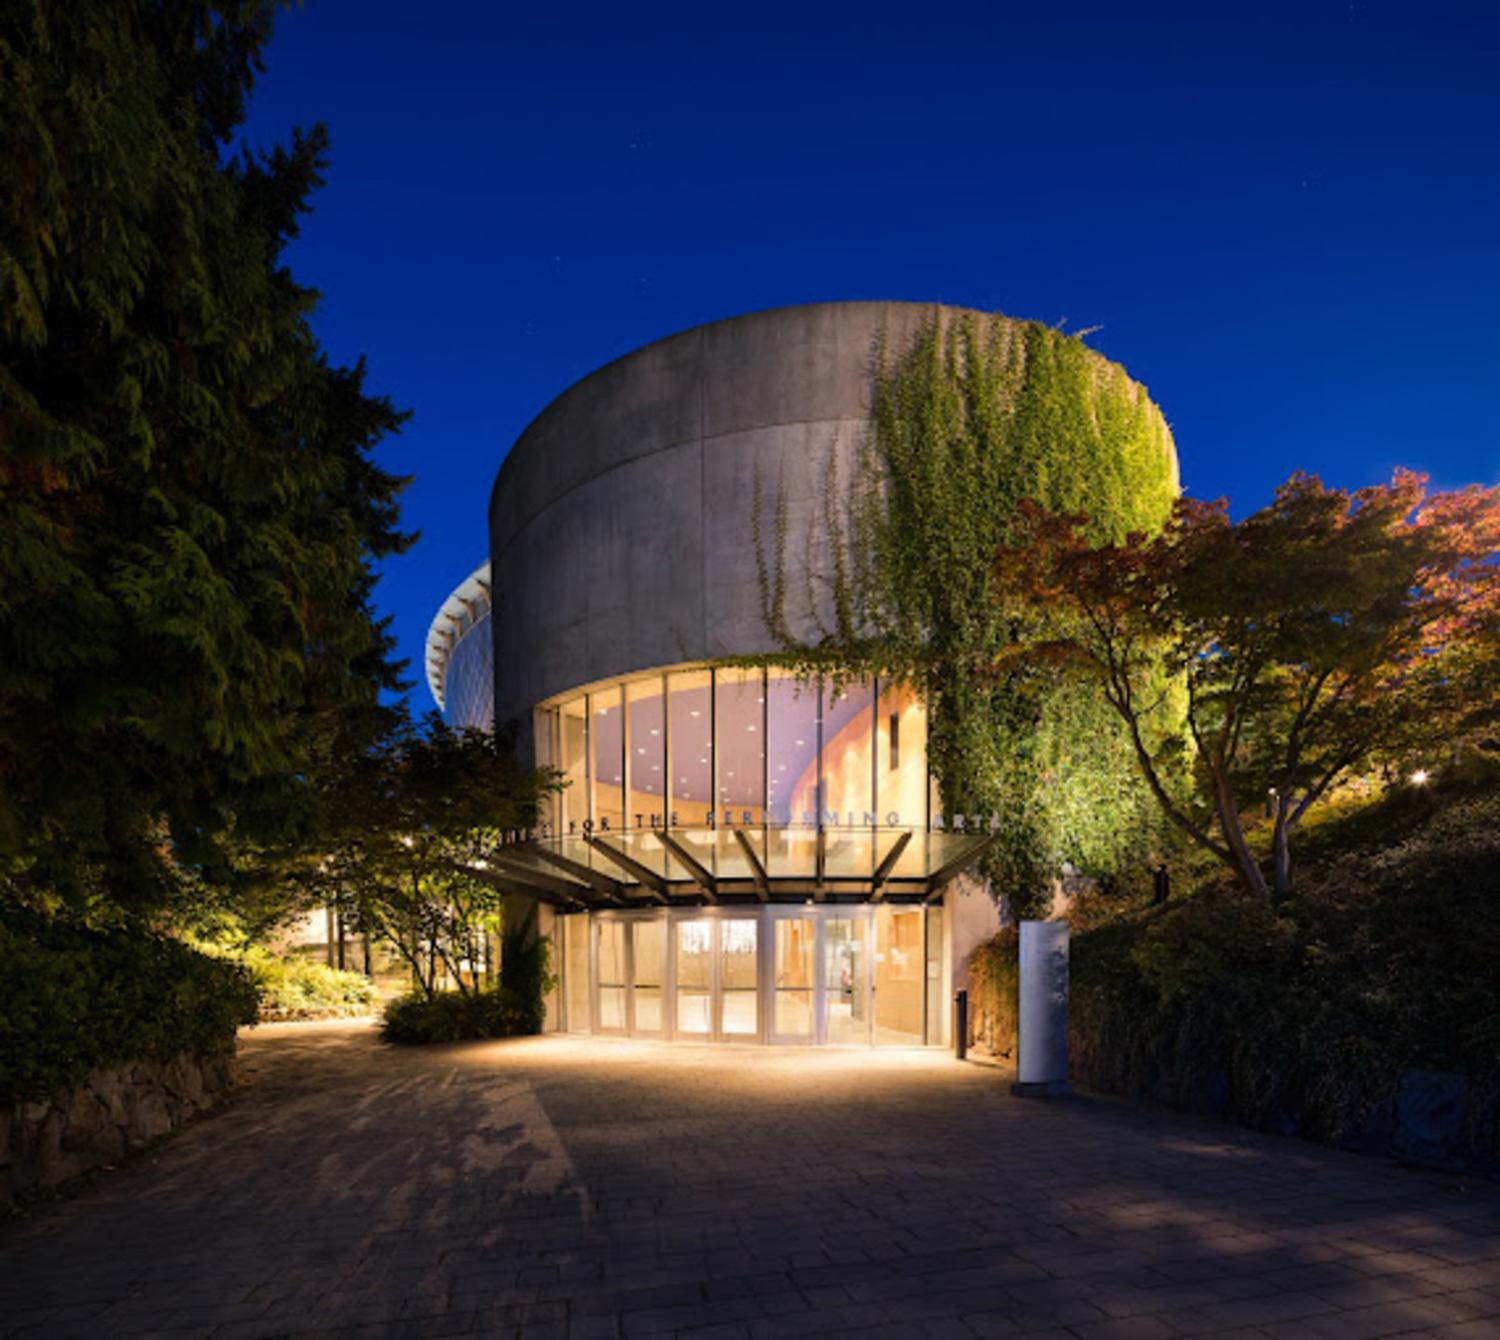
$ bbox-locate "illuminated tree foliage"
[757,310,1181,916]
[993,472,1500,899]
[309,717,553,1000]
[0,2,411,916]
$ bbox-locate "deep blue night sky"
[239,1,1499,710]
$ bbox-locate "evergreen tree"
[0,1,412,917]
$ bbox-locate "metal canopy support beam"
[870,829,913,901]
[732,828,769,901]
[485,851,604,907]
[528,844,625,901]
[584,835,669,903]
[925,834,996,897]
[453,859,588,911]
[655,831,719,904]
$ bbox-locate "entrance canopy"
[475,825,991,910]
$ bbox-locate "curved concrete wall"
[487,301,1167,739]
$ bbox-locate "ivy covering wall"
[756,309,1181,916]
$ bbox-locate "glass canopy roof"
[477,825,992,909]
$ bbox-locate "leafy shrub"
[0,912,259,1104]
[381,987,540,1045]
[967,927,1019,1060]
[243,948,375,1021]
[1068,780,1500,1152]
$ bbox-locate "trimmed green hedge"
[382,987,542,1045]
[0,913,259,1105]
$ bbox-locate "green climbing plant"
[752,308,1183,916]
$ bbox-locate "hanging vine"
[751,307,1183,916]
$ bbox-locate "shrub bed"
[244,948,375,1021]
[382,987,543,1045]
[1067,783,1500,1169]
[0,912,259,1105]
[967,926,1019,1062]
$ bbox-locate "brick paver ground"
[3,1021,1499,1339]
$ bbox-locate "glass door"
[770,916,814,1043]
[718,919,760,1040]
[630,918,665,1036]
[675,918,714,1037]
[596,920,627,1033]
[822,914,869,1045]
[873,907,924,1045]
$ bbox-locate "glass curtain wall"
[626,677,665,828]
[538,665,928,833]
[766,670,819,824]
[591,685,625,831]
[821,679,876,823]
[669,670,712,825]
[715,668,765,824]
[560,697,588,833]
[876,681,929,829]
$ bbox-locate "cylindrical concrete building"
[430,301,1177,1046]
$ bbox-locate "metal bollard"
[955,989,968,1061]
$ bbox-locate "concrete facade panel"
[488,300,1177,745]
[491,304,941,737]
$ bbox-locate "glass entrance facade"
[561,905,946,1047]
[535,667,933,838]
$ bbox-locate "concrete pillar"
[1012,920,1072,1097]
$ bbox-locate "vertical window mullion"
[761,668,769,828]
[709,668,717,828]
[661,673,671,827]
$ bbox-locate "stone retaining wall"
[0,1051,235,1210]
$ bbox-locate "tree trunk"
[1272,799,1293,899]
[1212,766,1271,899]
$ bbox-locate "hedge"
[382,987,542,1045]
[1067,783,1500,1155]
[0,912,259,1105]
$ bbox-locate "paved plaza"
[2,1021,1498,1339]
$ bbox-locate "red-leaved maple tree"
[992,471,1500,899]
